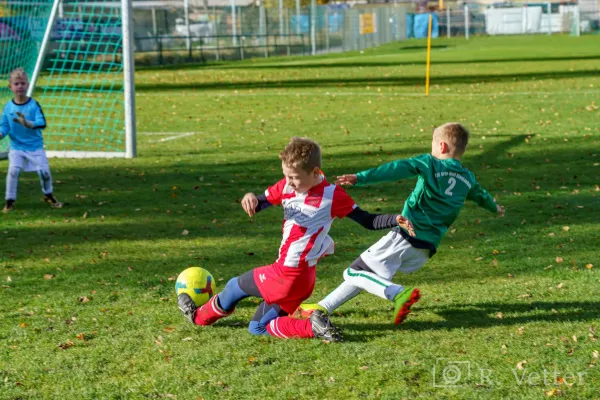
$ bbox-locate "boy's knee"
[8,167,20,179]
[38,169,51,180]
[248,321,268,335]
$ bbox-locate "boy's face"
[9,77,29,97]
[281,162,320,194]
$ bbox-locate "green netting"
[0,0,126,155]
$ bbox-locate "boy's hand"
[497,205,505,217]
[241,192,258,217]
[13,112,33,129]
[335,174,358,186]
[396,215,416,237]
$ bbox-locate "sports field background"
[1,35,599,399]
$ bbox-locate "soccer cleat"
[193,295,233,326]
[177,293,198,324]
[293,303,327,319]
[44,194,63,209]
[393,287,421,325]
[3,200,15,213]
[310,310,343,342]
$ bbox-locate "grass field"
[1,34,599,399]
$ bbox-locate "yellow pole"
[425,13,432,96]
[440,0,444,9]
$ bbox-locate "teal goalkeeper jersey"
[356,153,498,248]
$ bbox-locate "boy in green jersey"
[296,123,505,324]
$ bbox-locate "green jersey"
[356,153,498,248]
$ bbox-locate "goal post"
[0,0,136,159]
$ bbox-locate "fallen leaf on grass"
[359,366,369,370]
[44,274,56,280]
[586,264,593,270]
[181,230,189,236]
[516,360,527,370]
[562,226,569,232]
[518,293,532,298]
[518,326,525,335]
[182,337,193,342]
[163,326,175,333]
[555,257,564,264]
[78,296,91,303]
[556,283,564,289]
[58,340,74,350]
[496,312,504,319]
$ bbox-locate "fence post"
[184,0,191,53]
[231,0,237,45]
[546,2,552,35]
[325,8,329,53]
[296,0,301,35]
[446,6,450,37]
[216,35,220,61]
[464,4,469,40]
[310,0,316,55]
[523,4,528,34]
[158,36,163,65]
[240,36,244,60]
[279,0,284,40]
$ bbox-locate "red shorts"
[253,263,317,314]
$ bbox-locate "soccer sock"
[343,267,404,301]
[318,281,363,313]
[5,166,21,201]
[37,169,53,195]
[266,317,314,339]
[217,277,250,311]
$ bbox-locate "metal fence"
[54,2,600,67]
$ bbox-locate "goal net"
[0,0,135,159]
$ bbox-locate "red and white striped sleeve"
[264,178,287,206]
[331,185,357,218]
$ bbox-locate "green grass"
[1,34,600,399]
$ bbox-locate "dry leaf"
[163,326,175,333]
[182,337,193,342]
[359,366,369,370]
[516,360,527,370]
[58,340,74,350]
[475,257,484,261]
[518,326,525,335]
[593,350,599,359]
[75,333,85,341]
[181,230,189,236]
[329,377,335,383]
[585,264,593,270]
[518,293,532,298]
[6,276,11,282]
[44,274,56,280]
[556,283,564,289]
[19,322,28,328]
[492,249,500,255]
[78,296,91,303]
[555,257,564,264]
[496,312,504,319]
[501,344,507,354]
[562,226,570,232]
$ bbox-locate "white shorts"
[9,149,49,172]
[360,230,430,279]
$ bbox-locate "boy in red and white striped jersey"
[178,137,415,341]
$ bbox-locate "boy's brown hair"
[279,137,322,172]
[9,68,28,83]
[435,122,470,156]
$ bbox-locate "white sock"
[5,166,21,200]
[343,267,404,301]
[318,281,362,313]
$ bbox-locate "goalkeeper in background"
[0,68,62,213]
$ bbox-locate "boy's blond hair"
[279,137,322,172]
[9,68,28,83]
[435,123,470,156]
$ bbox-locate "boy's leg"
[179,269,260,326]
[30,151,62,208]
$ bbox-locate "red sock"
[266,316,315,339]
[194,296,232,325]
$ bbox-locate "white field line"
[138,89,600,98]
[139,131,202,143]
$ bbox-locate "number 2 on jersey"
[445,177,456,196]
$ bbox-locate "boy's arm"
[337,155,428,187]
[31,101,47,129]
[0,110,8,139]
[347,207,416,234]
[241,178,286,217]
[467,181,503,215]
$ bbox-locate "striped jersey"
[265,178,357,268]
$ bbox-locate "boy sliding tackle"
[297,123,504,324]
[178,137,415,341]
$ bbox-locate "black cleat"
[177,293,197,324]
[310,310,343,342]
